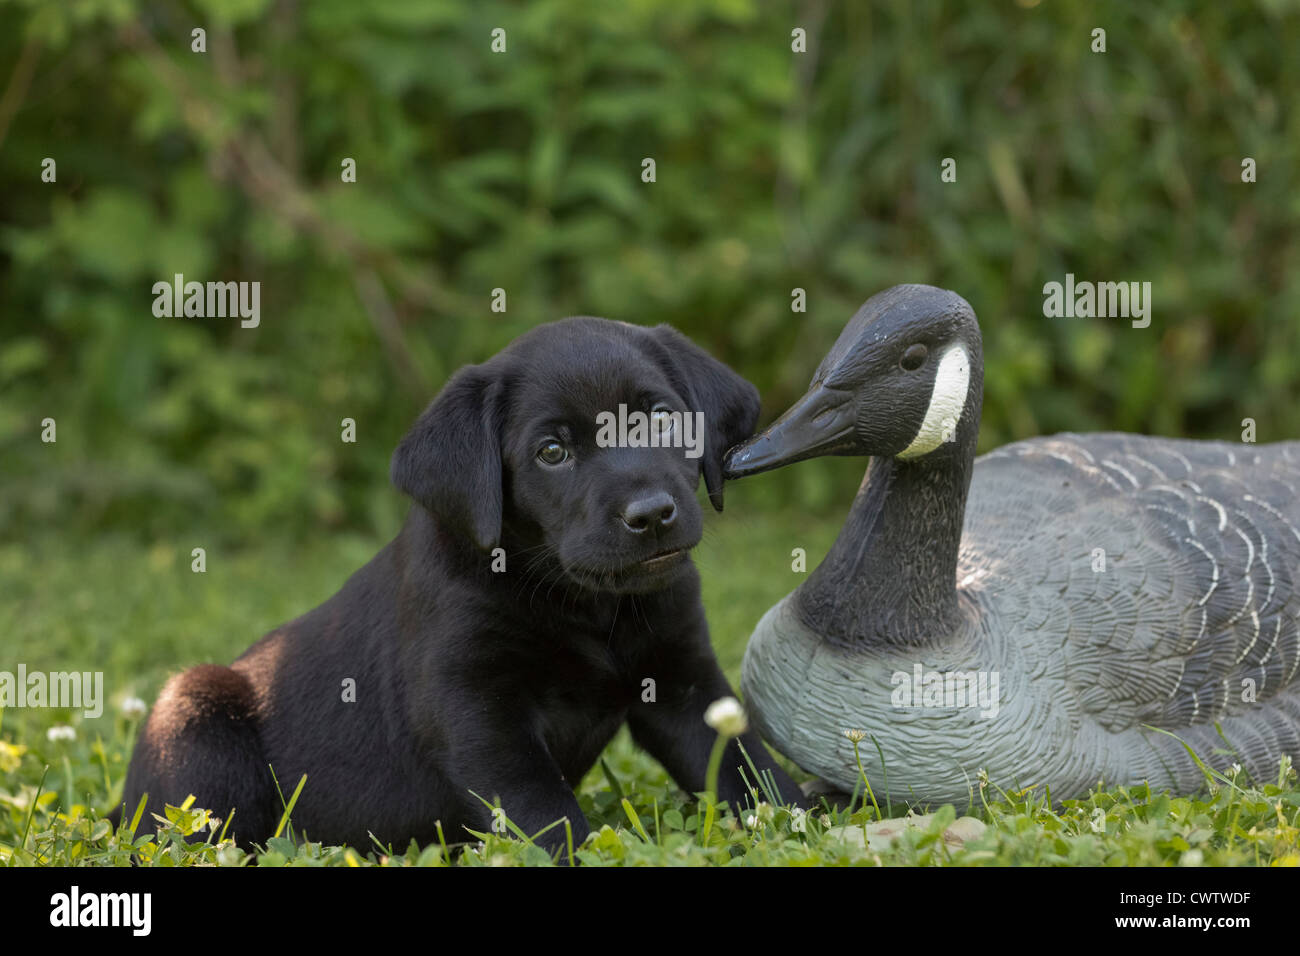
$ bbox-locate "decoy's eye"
[537,440,569,466]
[900,344,929,371]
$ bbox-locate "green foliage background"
[2,0,1299,543]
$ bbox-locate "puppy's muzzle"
[619,492,678,534]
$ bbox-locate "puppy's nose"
[620,493,677,533]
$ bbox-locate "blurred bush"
[1,0,1298,542]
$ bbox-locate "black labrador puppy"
[119,317,801,854]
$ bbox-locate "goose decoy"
[724,284,1300,804]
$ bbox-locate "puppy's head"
[391,318,759,594]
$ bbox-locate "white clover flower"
[844,729,867,743]
[703,697,747,737]
[745,813,758,828]
[121,696,148,720]
[46,725,76,742]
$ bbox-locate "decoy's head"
[724,284,982,478]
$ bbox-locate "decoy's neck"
[795,394,980,648]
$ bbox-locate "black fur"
[118,318,801,855]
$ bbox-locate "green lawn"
[2,504,1298,866]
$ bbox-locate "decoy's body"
[725,285,1300,803]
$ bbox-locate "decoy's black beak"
[723,383,858,479]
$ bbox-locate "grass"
[2,504,1299,866]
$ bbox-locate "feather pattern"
[741,433,1300,803]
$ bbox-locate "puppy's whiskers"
[606,595,621,647]
[514,545,563,610]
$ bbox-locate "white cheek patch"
[897,345,970,460]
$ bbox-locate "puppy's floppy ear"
[391,366,504,550]
[643,324,760,512]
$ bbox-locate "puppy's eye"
[900,344,928,371]
[650,404,676,435]
[537,441,569,466]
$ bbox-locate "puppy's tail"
[120,664,277,848]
